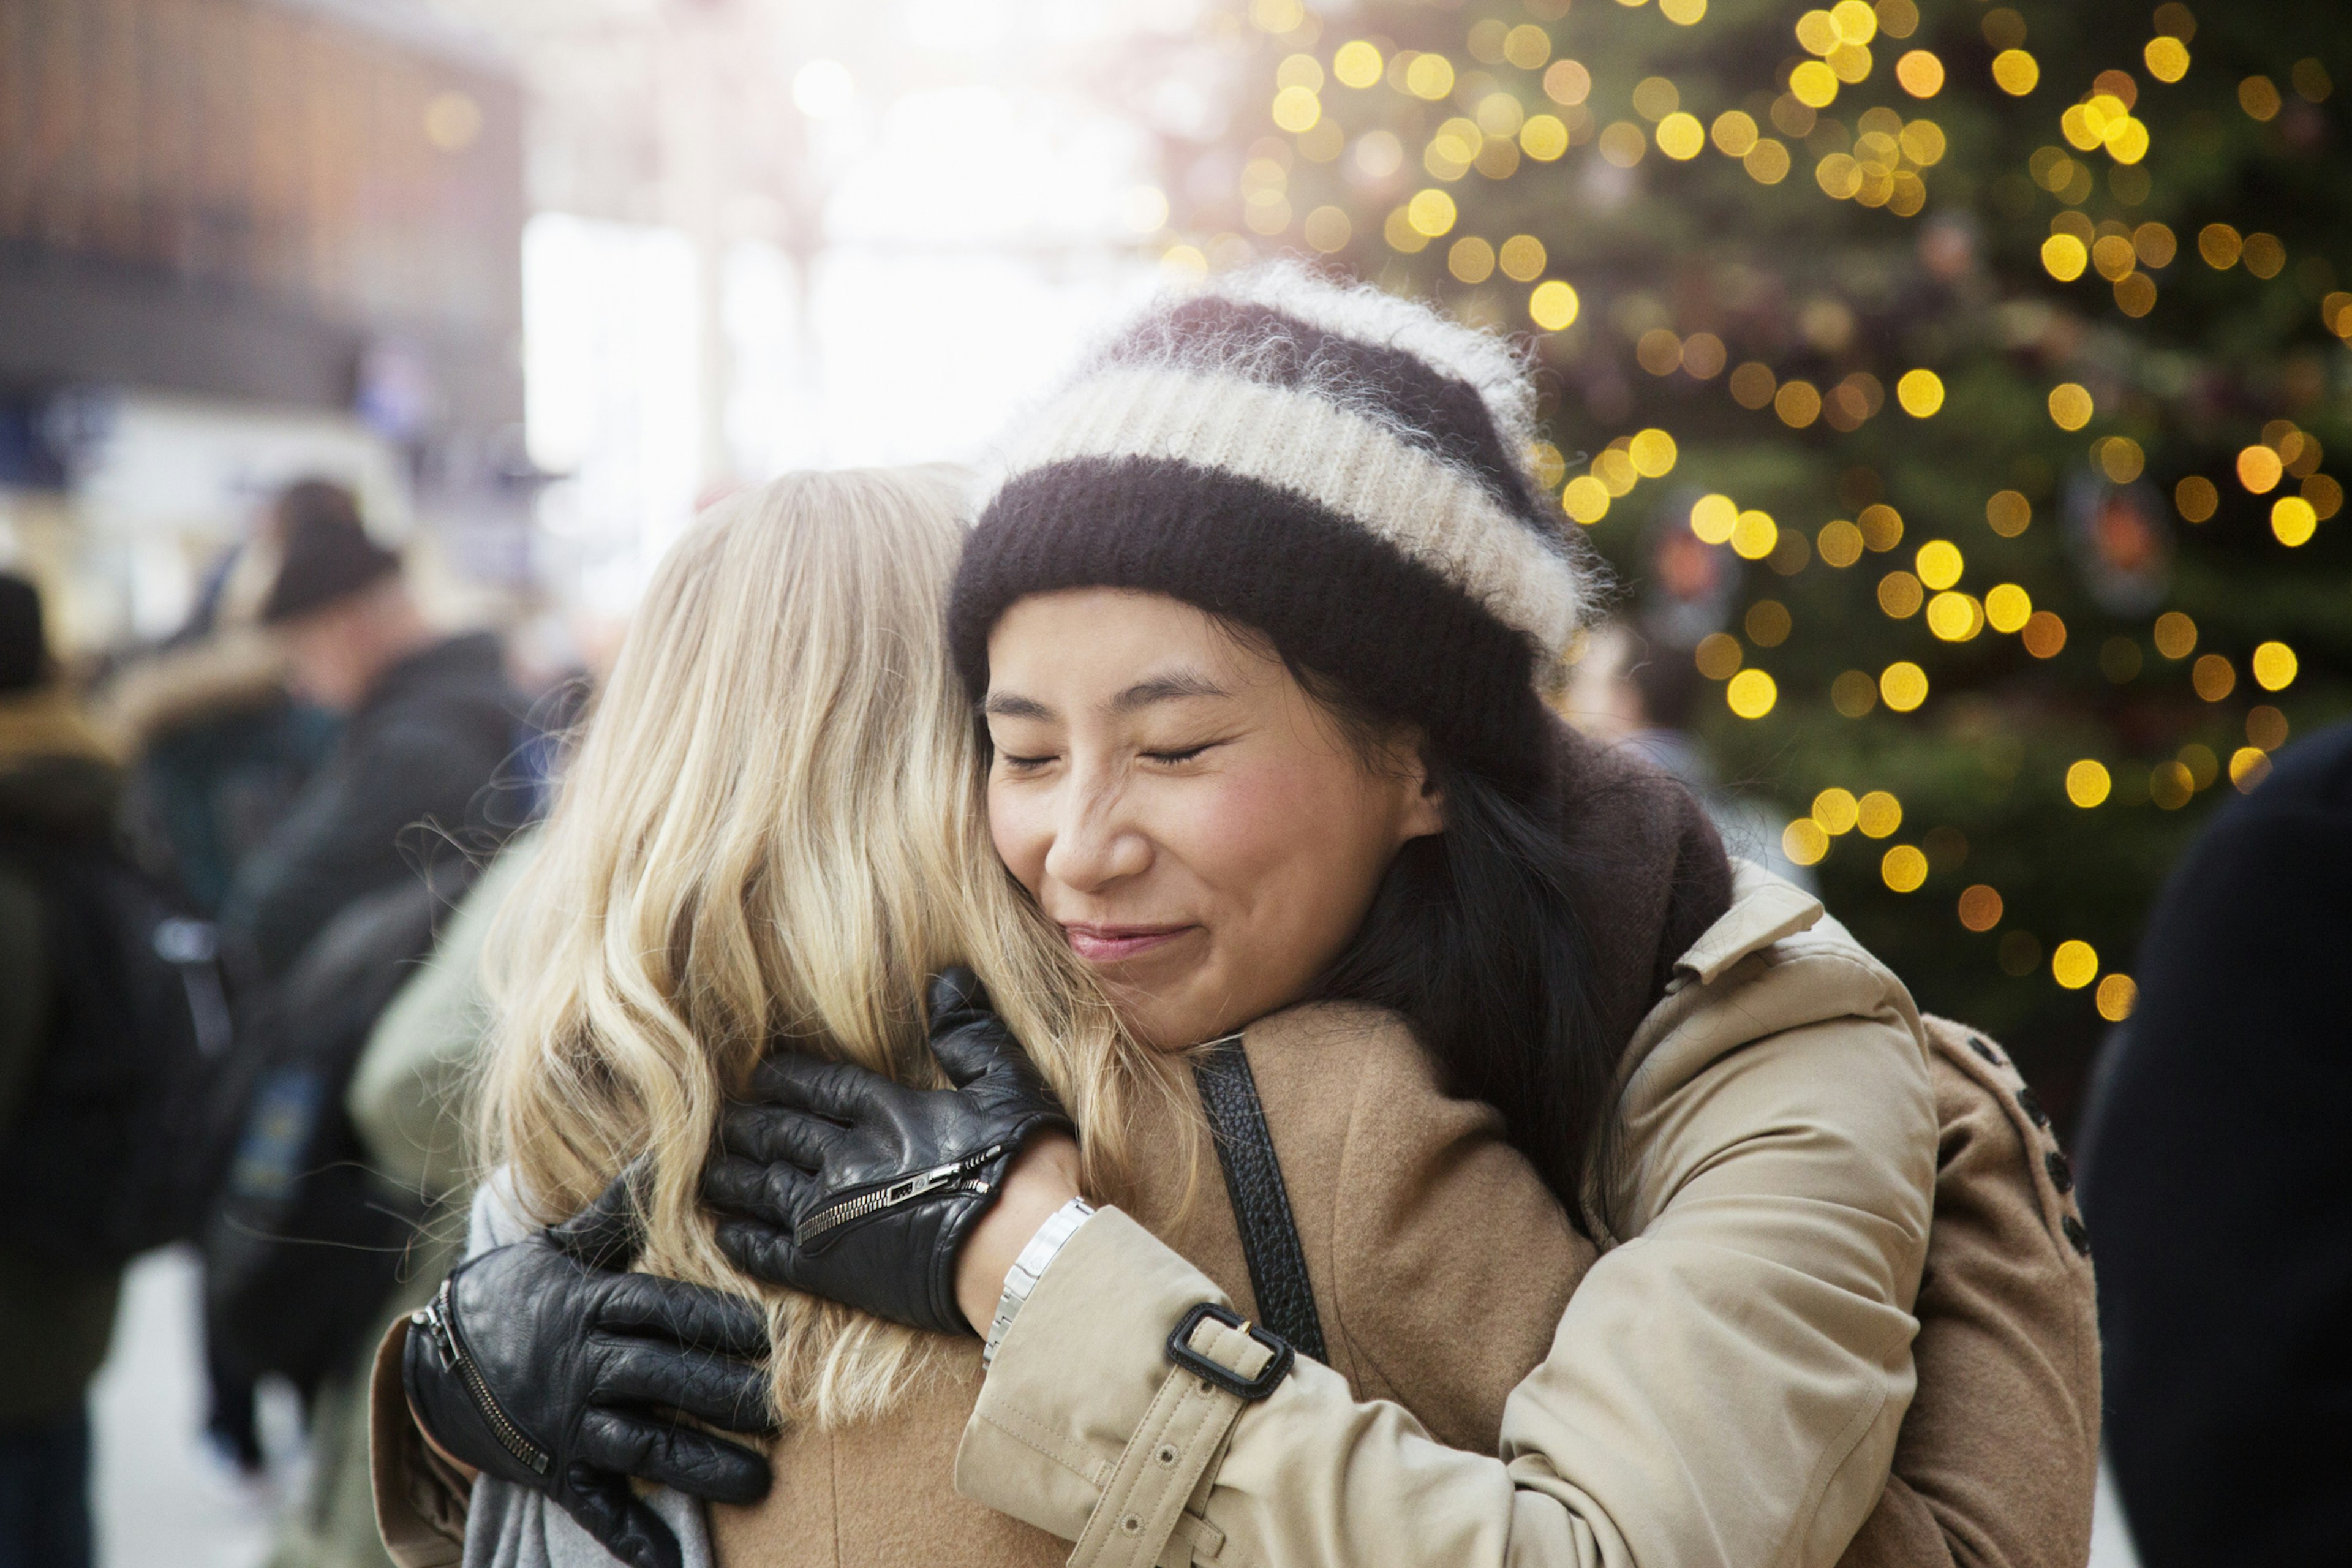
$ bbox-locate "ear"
[1395,743,1447,842]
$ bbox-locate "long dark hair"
[1278,655,1618,1231]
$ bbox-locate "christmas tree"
[1166,0,2348,1126]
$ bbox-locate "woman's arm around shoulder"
[955,866,1939,1568]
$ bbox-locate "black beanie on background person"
[0,572,45,692]
[948,266,1598,788]
[260,503,401,625]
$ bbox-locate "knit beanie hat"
[949,267,1596,785]
[260,484,399,625]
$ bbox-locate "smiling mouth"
[1059,922,1197,964]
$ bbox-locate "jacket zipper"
[415,1279,552,1477]
[796,1143,1006,1244]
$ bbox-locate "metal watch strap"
[981,1196,1095,1367]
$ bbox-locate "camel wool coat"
[373,866,2097,1568]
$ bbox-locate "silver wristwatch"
[981,1196,1096,1368]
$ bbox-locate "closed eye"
[1143,743,1216,765]
[997,752,1057,771]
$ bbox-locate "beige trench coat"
[952,862,2058,1568]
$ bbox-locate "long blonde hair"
[481,466,1172,1425]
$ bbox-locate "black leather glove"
[702,967,1072,1336]
[403,1169,775,1568]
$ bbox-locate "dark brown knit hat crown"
[949,268,1596,785]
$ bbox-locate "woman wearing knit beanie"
[691,269,2095,1568]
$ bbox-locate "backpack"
[200,868,470,1394]
[0,831,235,1268]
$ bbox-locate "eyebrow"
[980,669,1232,723]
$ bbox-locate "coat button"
[2016,1085,2049,1128]
[2045,1149,2075,1194]
[1156,1445,1179,1466]
[2062,1215,2092,1256]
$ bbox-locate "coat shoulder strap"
[1191,1036,1329,1363]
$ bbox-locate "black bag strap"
[1191,1035,1329,1363]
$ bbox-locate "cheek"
[1170,758,1389,914]
[986,780,1048,895]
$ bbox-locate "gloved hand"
[702,967,1072,1335]
[403,1168,775,1568]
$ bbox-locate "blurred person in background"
[0,573,126,1568]
[264,829,541,1568]
[219,498,521,981]
[2079,720,2352,1568]
[199,501,522,1474]
[105,478,345,916]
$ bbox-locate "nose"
[1042,764,1152,895]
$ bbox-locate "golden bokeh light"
[1272,85,1322,132]
[1713,111,1760,156]
[2229,747,2272,792]
[1729,361,1777,409]
[2237,444,2284,493]
[1783,817,1830,865]
[1544,59,1593,107]
[1629,428,1679,477]
[1726,668,1779,718]
[1895,369,1945,417]
[1813,786,1861,834]
[1303,206,1352,253]
[1881,844,1928,892]
[1745,598,1793,647]
[1986,490,2032,537]
[1915,539,1964,590]
[1791,61,1841,108]
[1694,631,1744,680]
[2150,760,2194,810]
[1529,279,1580,330]
[2272,496,2318,546]
[1520,115,1570,160]
[1332,40,1383,89]
[2248,705,2290,750]
[1404,53,1456,100]
[2065,759,2112,808]
[1895,50,1944,97]
[1746,138,1793,183]
[1858,790,1903,838]
[2041,234,2088,281]
[2052,940,2099,990]
[2095,973,2138,1022]
[2191,652,2236,701]
[2251,641,2299,691]
[1958,884,2004,932]
[1498,234,1547,281]
[1831,669,1878,717]
[1447,236,1495,283]
[2151,611,2197,660]
[1926,591,1983,641]
[1731,509,1781,560]
[1878,570,1924,618]
[1859,503,1904,552]
[1661,0,1708,23]
[1775,380,1823,428]
[2239,75,2283,122]
[1657,112,1705,160]
[1561,475,1610,524]
[1880,661,1929,712]
[2199,223,2243,269]
[1689,493,1738,544]
[2144,37,2189,83]
[1985,583,2033,633]
[2048,383,2094,431]
[2175,475,2219,522]
[1406,188,1458,236]
[1502,24,1554,69]
[1599,121,1649,167]
[2022,611,2068,659]
[1817,519,1865,567]
[1991,48,2039,96]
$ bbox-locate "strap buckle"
[1166,1301,1293,1401]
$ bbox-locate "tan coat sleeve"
[956,933,1938,1568]
[368,1316,473,1568]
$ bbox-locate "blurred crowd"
[1,478,569,1568]
[1,473,2345,1568]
